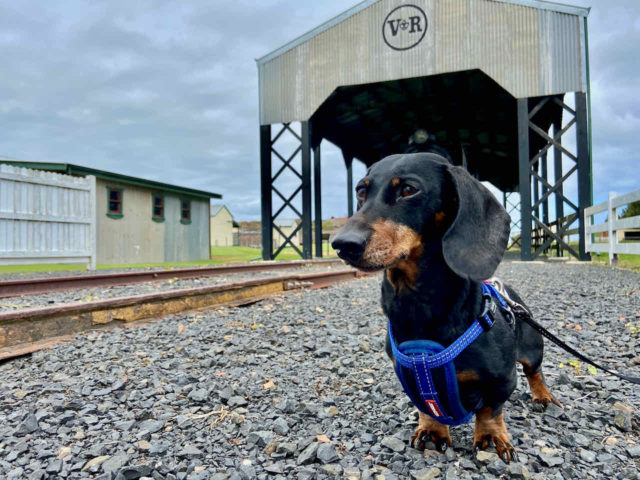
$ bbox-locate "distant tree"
[620,200,640,218]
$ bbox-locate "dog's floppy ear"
[441,165,511,281]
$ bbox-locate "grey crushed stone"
[0,261,638,479]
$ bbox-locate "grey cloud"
[0,0,637,220]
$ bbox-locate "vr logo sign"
[382,4,428,51]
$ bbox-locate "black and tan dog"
[331,152,559,462]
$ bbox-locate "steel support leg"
[575,92,592,261]
[260,125,273,260]
[344,153,354,218]
[517,99,532,260]
[532,160,540,250]
[313,143,322,258]
[262,122,313,260]
[553,119,564,256]
[301,121,312,259]
[541,153,549,225]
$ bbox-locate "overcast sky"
[0,1,638,221]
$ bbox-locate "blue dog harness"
[388,282,510,426]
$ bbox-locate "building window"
[152,194,164,222]
[180,199,191,224]
[106,187,123,219]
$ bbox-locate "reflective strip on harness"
[389,282,502,426]
[425,399,443,417]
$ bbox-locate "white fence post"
[607,192,615,266]
[585,188,640,263]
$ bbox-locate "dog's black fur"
[331,153,559,462]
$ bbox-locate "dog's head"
[331,153,510,282]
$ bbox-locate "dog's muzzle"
[331,229,367,264]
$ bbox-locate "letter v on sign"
[387,19,401,36]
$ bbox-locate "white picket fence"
[585,189,640,264]
[0,164,97,269]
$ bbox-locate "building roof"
[211,205,227,216]
[0,160,221,199]
[256,0,589,66]
[211,205,240,227]
[257,0,590,125]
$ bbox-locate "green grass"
[591,252,640,272]
[0,263,88,274]
[0,245,339,275]
[507,239,640,273]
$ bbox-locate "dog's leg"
[520,363,561,410]
[516,316,561,410]
[473,406,517,462]
[411,412,452,452]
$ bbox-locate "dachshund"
[331,152,559,462]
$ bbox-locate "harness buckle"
[478,295,495,331]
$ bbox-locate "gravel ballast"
[0,261,638,479]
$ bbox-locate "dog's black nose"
[331,230,367,262]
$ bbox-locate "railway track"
[0,258,344,298]
[0,264,369,361]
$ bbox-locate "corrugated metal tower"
[257,0,592,261]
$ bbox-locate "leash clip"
[500,305,516,326]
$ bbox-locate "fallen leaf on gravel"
[613,402,633,414]
[587,366,597,375]
[177,324,185,334]
[82,456,110,471]
[263,378,275,390]
[14,389,27,399]
[316,434,331,443]
[215,372,227,378]
[57,446,71,459]
[573,325,582,330]
[316,307,324,313]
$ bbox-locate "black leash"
[512,306,640,385]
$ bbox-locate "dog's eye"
[356,186,367,200]
[400,184,418,198]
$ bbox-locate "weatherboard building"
[1,161,221,265]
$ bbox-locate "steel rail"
[0,258,344,298]
[0,268,370,361]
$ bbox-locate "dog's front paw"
[473,407,517,463]
[412,413,452,452]
[473,433,518,463]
